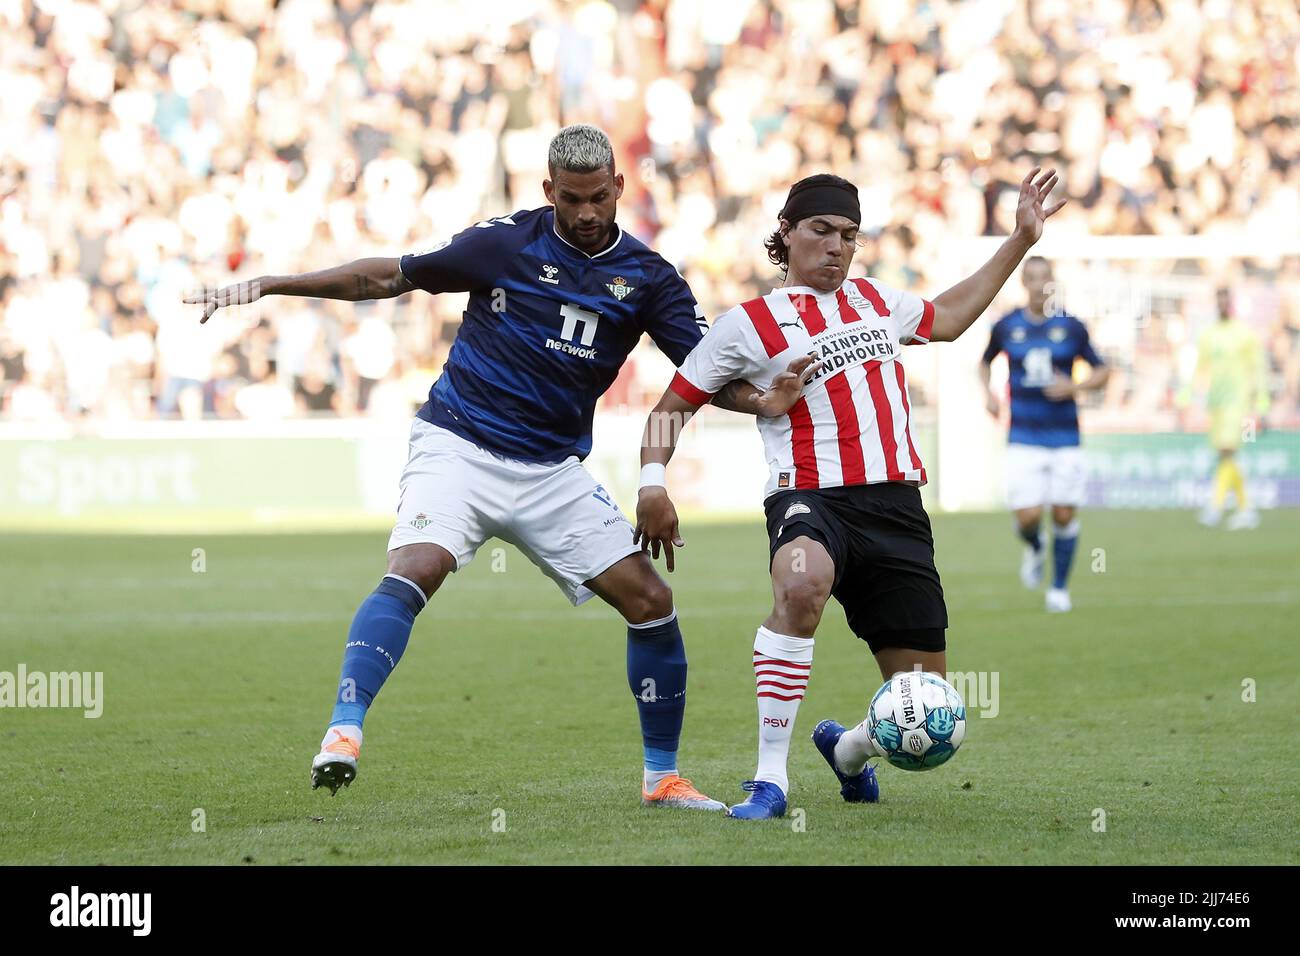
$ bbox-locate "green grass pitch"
[2,510,1297,865]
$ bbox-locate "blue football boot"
[811,719,880,803]
[727,780,788,819]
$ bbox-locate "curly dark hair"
[764,221,790,271]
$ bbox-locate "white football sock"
[752,626,814,795]
[833,719,876,776]
[643,767,678,790]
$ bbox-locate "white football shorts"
[387,418,640,605]
[1005,443,1086,510]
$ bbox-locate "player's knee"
[1051,505,1076,527]
[1017,506,1043,529]
[386,544,454,597]
[624,577,674,625]
[774,575,831,633]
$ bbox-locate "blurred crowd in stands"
[1,0,1297,424]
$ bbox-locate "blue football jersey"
[982,308,1104,448]
[399,207,706,462]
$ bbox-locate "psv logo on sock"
[763,717,791,728]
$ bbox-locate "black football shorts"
[764,481,948,654]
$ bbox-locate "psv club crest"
[606,276,635,301]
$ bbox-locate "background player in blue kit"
[979,257,1110,613]
[187,125,784,809]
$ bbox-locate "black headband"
[781,175,861,228]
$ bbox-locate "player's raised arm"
[184,258,414,324]
[929,167,1066,343]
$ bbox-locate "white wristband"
[639,463,667,490]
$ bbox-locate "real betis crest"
[606,276,634,300]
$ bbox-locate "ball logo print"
[867,673,966,771]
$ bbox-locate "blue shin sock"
[1052,521,1080,590]
[626,613,687,773]
[329,574,426,728]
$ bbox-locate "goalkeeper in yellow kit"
[1184,287,1270,529]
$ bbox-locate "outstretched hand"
[182,280,262,324]
[1013,167,1067,246]
[748,354,817,418]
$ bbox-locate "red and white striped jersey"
[671,278,935,497]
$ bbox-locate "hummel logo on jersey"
[606,276,635,300]
[783,502,811,520]
[539,264,560,284]
[1049,326,1067,342]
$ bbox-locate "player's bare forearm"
[711,380,763,415]
[931,167,1065,343]
[260,258,413,301]
[978,361,1000,416]
[931,235,1034,343]
[636,388,701,571]
[187,257,414,322]
[1080,365,1110,392]
[640,388,701,467]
